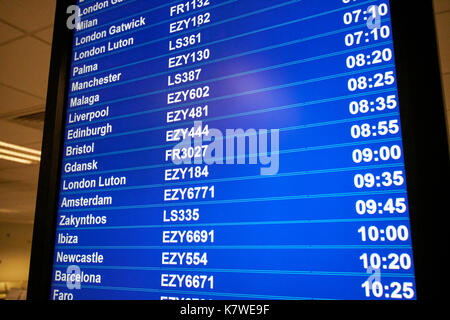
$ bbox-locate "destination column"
[51,0,151,300]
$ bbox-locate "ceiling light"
[0,141,41,155]
[0,154,33,165]
[0,148,41,162]
[0,141,41,165]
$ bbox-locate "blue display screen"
[50,0,417,300]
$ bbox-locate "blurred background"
[0,0,448,300]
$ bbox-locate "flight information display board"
[49,0,417,300]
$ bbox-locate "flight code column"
[341,0,415,300]
[161,0,215,300]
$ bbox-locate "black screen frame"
[389,0,450,300]
[27,0,76,301]
[27,0,449,301]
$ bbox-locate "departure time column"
[340,0,416,300]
